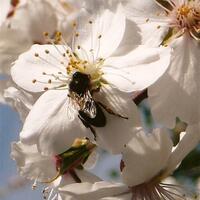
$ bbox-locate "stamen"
[32,178,38,190]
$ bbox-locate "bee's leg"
[78,115,97,140]
[97,101,128,119]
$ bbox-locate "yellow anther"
[34,53,39,57]
[72,22,77,27]
[179,5,191,16]
[56,31,62,37]
[44,87,49,91]
[43,32,49,37]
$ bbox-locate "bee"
[68,71,128,139]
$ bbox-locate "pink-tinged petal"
[11,44,69,93]
[20,90,90,155]
[121,128,173,187]
[104,46,171,92]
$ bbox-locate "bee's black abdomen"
[78,103,106,127]
[69,72,90,96]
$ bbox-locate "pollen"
[45,49,49,54]
[178,5,191,17]
[72,22,77,27]
[44,87,49,91]
[43,32,49,37]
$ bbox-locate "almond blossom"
[11,5,171,155]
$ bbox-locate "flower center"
[170,1,200,40]
[155,0,200,44]
[178,5,191,17]
[129,180,198,200]
[174,3,199,29]
[66,51,105,91]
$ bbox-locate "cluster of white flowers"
[1,0,200,199]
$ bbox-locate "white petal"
[4,87,38,122]
[149,35,200,128]
[56,170,101,188]
[20,90,90,155]
[0,28,32,75]
[110,19,142,57]
[124,0,169,47]
[121,127,173,186]
[100,194,131,200]
[11,141,56,182]
[0,0,10,26]
[93,85,141,154]
[164,123,200,176]
[0,77,12,104]
[104,46,171,92]
[59,181,128,200]
[11,44,69,92]
[75,4,126,59]
[10,0,57,43]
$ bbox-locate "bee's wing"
[66,95,80,120]
[82,90,97,119]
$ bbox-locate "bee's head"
[69,71,90,95]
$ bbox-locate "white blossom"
[124,0,200,137]
[11,138,100,200]
[58,127,199,200]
